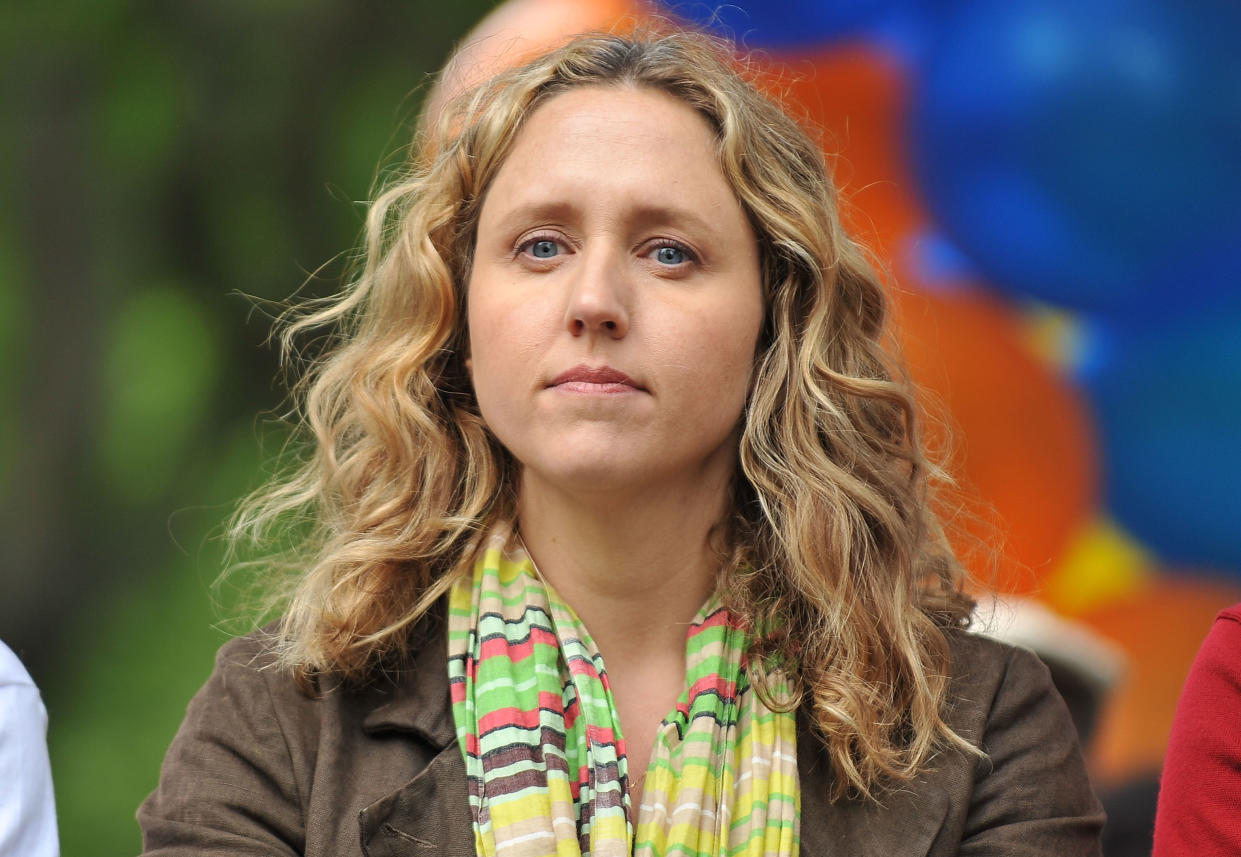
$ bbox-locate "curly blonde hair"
[232,27,976,801]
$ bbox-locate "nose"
[563,249,630,339]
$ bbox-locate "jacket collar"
[359,607,457,751]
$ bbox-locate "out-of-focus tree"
[0,3,498,854]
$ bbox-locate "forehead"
[478,85,740,229]
[515,84,718,152]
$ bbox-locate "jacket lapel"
[358,743,475,857]
[357,612,475,857]
[358,610,456,746]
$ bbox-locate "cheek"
[465,290,503,412]
[466,330,508,413]
[659,308,762,429]
[718,309,765,416]
[465,297,542,425]
[699,298,764,385]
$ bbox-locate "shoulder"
[796,628,1103,855]
[905,629,1103,854]
[142,628,322,831]
[0,641,45,726]
[196,626,318,716]
[946,622,1051,680]
[191,608,451,721]
[1208,603,1241,658]
[201,625,282,686]
[941,627,1059,743]
[139,627,315,853]
[1183,603,1241,689]
[166,627,329,765]
[140,615,453,856]
[1160,602,1241,736]
[0,640,40,693]
[943,628,1103,851]
[164,614,452,762]
[1218,603,1241,626]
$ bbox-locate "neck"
[515,468,731,669]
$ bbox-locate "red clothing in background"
[1153,604,1241,856]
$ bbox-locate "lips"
[549,364,645,393]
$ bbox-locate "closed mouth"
[549,365,645,391]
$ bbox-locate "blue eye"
[655,245,687,265]
[530,239,558,258]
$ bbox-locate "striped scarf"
[447,527,800,857]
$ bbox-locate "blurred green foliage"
[1,2,499,854]
[0,222,23,491]
[99,287,221,503]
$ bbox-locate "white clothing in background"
[0,641,59,857]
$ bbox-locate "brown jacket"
[139,613,1104,856]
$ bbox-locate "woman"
[140,29,1103,857]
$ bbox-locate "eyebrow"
[627,203,725,240]
[491,199,731,243]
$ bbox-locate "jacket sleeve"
[959,643,1106,856]
[138,634,307,856]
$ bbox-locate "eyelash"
[515,231,564,256]
[512,233,699,266]
[646,239,697,265]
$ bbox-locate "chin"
[521,456,652,496]
[519,450,736,505]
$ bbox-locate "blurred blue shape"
[654,0,912,48]
[1086,302,1241,573]
[910,0,1241,317]
[903,228,982,290]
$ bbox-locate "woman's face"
[467,85,764,497]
